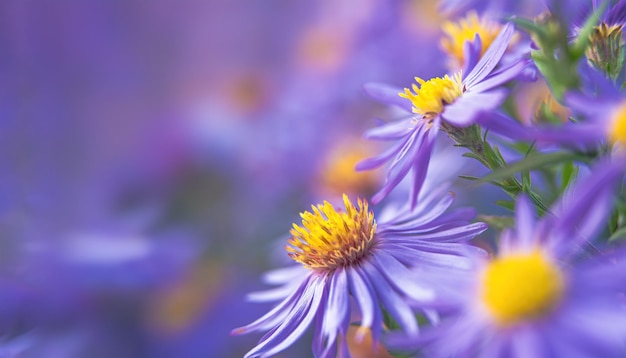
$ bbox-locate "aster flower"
[358,23,529,205]
[232,189,487,358]
[391,158,626,357]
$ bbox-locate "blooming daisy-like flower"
[358,23,528,205]
[232,189,487,358]
[392,159,626,357]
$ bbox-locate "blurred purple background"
[0,1,471,356]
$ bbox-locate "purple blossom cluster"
[234,0,626,357]
[3,0,626,357]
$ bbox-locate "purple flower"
[232,189,487,358]
[358,23,528,205]
[392,158,626,357]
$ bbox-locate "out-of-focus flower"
[358,23,528,205]
[441,11,503,69]
[233,190,487,358]
[392,159,626,357]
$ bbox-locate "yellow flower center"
[481,251,564,326]
[609,103,626,145]
[441,11,502,67]
[286,194,376,271]
[399,73,463,117]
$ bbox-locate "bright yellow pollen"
[286,194,376,271]
[608,103,626,145]
[399,73,463,117]
[441,11,502,67]
[481,251,564,326]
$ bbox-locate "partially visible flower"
[391,159,626,357]
[441,11,503,69]
[358,23,528,205]
[530,67,626,150]
[232,190,487,358]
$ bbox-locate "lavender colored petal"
[363,82,412,113]
[381,243,475,269]
[407,124,438,208]
[477,111,531,140]
[320,269,350,352]
[364,118,414,140]
[233,275,312,334]
[529,122,604,146]
[355,133,412,171]
[372,252,435,301]
[370,122,432,205]
[607,0,626,24]
[509,327,547,358]
[469,58,529,93]
[247,283,296,302]
[463,34,483,76]
[550,159,624,255]
[347,268,383,344]
[441,89,507,127]
[360,264,419,336]
[464,23,515,88]
[262,265,308,285]
[564,91,615,115]
[244,277,325,358]
[514,195,537,250]
[378,192,455,231]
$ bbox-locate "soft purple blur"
[0,1,460,356]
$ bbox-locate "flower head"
[392,159,626,357]
[233,189,487,358]
[359,23,529,205]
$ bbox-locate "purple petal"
[233,274,312,334]
[372,252,435,301]
[550,158,625,256]
[364,118,414,140]
[363,82,413,113]
[347,268,383,344]
[514,195,537,250]
[464,23,515,88]
[244,276,325,358]
[462,33,482,76]
[469,58,529,93]
[477,111,531,140]
[361,264,419,336]
[441,89,507,127]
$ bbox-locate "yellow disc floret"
[399,73,463,117]
[609,102,626,146]
[441,11,502,67]
[481,251,565,326]
[286,194,376,271]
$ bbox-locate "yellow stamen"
[286,194,376,271]
[399,73,463,117]
[481,251,564,326]
[609,103,626,145]
[441,11,502,67]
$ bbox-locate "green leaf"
[608,226,626,242]
[478,152,586,183]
